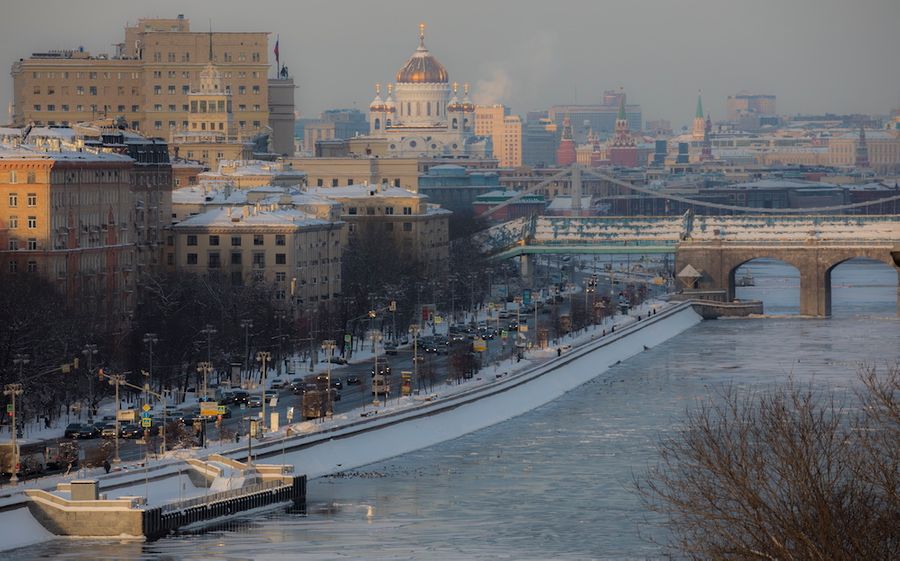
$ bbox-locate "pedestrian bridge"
[480,213,900,317]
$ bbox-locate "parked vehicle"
[384,342,398,355]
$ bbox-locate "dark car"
[346,375,361,385]
[384,342,398,355]
[371,365,392,377]
[64,423,100,439]
[292,382,319,396]
[231,391,250,405]
[119,424,143,439]
[330,378,343,390]
[328,356,348,365]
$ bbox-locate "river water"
[12,259,899,560]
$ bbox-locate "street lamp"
[256,351,271,431]
[107,373,126,464]
[142,333,158,391]
[4,364,25,483]
[240,319,253,387]
[196,362,213,402]
[199,325,217,396]
[82,344,98,417]
[321,340,336,417]
[408,325,420,392]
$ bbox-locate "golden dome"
[395,23,448,84]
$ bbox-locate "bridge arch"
[731,258,802,314]
[824,255,900,317]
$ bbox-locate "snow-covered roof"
[547,196,593,210]
[173,206,332,229]
[0,143,131,162]
[305,185,423,199]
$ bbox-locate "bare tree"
[635,368,899,561]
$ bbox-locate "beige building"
[305,184,449,274]
[172,205,343,312]
[475,105,522,167]
[198,159,307,188]
[828,130,900,174]
[286,157,420,191]
[11,16,293,155]
[0,136,137,327]
[170,184,339,225]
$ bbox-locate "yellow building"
[0,139,136,327]
[172,204,343,313]
[305,184,449,274]
[198,159,307,188]
[475,105,522,167]
[10,16,283,146]
[286,157,420,192]
[828,130,900,174]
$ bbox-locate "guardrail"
[158,479,283,513]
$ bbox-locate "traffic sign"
[500,330,508,340]
[434,315,443,324]
[522,289,532,306]
[200,402,220,417]
[217,405,226,415]
[5,404,12,413]
[142,404,151,412]
[344,333,352,343]
[473,338,487,352]
[141,418,152,428]
[140,411,151,419]
[286,406,294,422]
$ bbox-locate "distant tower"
[855,125,870,168]
[369,83,386,131]
[609,92,638,167]
[699,114,713,161]
[692,91,706,140]
[556,115,576,166]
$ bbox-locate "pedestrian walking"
[103,460,111,474]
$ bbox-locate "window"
[253,234,264,246]
[366,207,375,215]
[238,86,246,95]
[186,253,198,264]
[316,179,323,187]
[168,85,175,94]
[8,192,17,206]
[167,254,174,266]
[154,121,162,130]
[89,86,97,96]
[347,179,354,186]
[209,235,220,246]
[275,289,286,300]
[117,104,125,112]
[33,105,41,112]
[403,222,413,232]
[252,252,265,268]
[348,207,357,215]
[331,179,338,187]
[27,238,37,250]
[61,104,69,112]
[8,261,16,273]
[231,236,241,246]
[132,105,139,112]
[252,85,260,94]
[208,252,221,268]
[231,252,242,265]
[8,216,17,229]
[275,253,286,265]
[403,207,412,215]
[253,120,261,128]
[182,85,189,94]
[33,86,40,95]
[275,234,285,246]
[154,85,161,95]
[275,271,286,282]
[27,216,36,229]
[26,193,36,207]
[8,239,17,250]
[385,207,394,215]
[27,260,37,273]
[187,235,198,246]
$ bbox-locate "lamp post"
[196,362,212,403]
[142,333,157,392]
[4,374,24,483]
[409,325,420,392]
[321,340,336,417]
[107,373,126,464]
[82,344,98,416]
[240,319,253,387]
[199,325,217,398]
[256,351,271,431]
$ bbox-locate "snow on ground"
[0,506,56,551]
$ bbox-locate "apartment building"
[474,105,522,168]
[10,16,294,154]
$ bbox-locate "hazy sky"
[3,0,899,127]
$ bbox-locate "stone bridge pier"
[676,242,900,317]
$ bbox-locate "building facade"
[474,105,523,168]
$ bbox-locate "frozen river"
[10,259,899,560]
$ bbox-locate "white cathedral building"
[368,24,491,158]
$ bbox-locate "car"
[231,391,250,405]
[507,322,519,331]
[64,423,100,439]
[328,356,348,365]
[119,424,143,439]
[270,378,287,389]
[99,423,118,438]
[384,342,398,355]
[330,378,343,390]
[399,335,410,345]
[247,396,262,407]
[346,375,361,385]
[436,343,449,355]
[449,332,466,343]
[371,365,392,377]
[264,390,278,401]
[331,389,342,402]
[292,382,319,396]
[218,391,236,405]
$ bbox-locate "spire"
[695,91,704,119]
[208,20,213,62]
[617,92,627,120]
[418,22,426,49]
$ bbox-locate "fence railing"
[159,479,284,513]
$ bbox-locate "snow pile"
[0,506,56,551]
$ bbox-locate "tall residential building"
[0,130,137,327]
[10,16,294,156]
[522,117,558,168]
[474,105,522,167]
[726,92,776,121]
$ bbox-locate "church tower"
[609,92,638,167]
[855,125,870,168]
[186,33,233,138]
[699,114,713,161]
[692,91,706,141]
[556,115,577,166]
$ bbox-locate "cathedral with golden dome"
[368,24,490,158]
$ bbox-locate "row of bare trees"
[636,365,899,560]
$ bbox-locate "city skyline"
[2,0,899,127]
